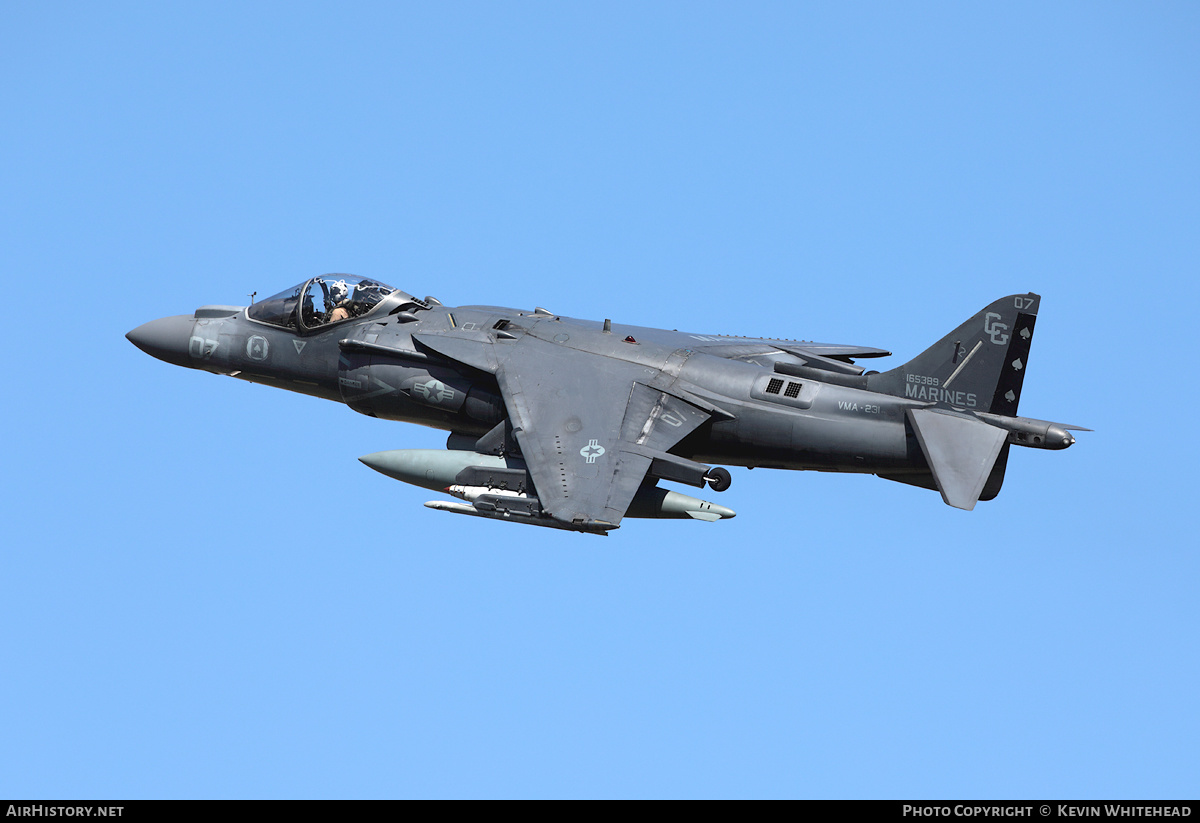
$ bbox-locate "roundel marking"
[412,378,457,405]
[580,439,606,463]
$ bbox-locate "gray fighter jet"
[128,275,1085,534]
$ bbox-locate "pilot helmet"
[329,280,349,304]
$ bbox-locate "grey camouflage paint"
[128,282,1084,534]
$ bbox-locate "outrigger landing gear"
[705,467,732,492]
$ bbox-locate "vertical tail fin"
[866,293,1040,415]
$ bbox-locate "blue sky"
[2,1,1197,799]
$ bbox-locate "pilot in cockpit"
[326,280,351,324]
[248,274,401,331]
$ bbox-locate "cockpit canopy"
[247,275,398,331]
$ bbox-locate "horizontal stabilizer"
[971,412,1090,450]
[908,409,1008,511]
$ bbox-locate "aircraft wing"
[414,331,713,532]
[497,338,712,532]
[687,340,891,360]
[782,343,891,359]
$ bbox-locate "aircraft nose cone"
[126,315,195,367]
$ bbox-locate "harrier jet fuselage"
[128,276,1083,533]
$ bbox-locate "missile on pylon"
[359,448,735,524]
